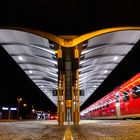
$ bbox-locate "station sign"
[80,90,85,96]
[52,90,58,96]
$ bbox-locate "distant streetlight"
[32,109,35,112]
[17,98,22,119]
[23,103,27,107]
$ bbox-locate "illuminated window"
[123,91,129,102]
[132,84,140,99]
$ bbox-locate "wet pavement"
[0,120,140,139]
[0,120,66,140]
[71,120,140,140]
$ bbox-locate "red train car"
[81,73,140,119]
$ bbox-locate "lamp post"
[17,98,22,119]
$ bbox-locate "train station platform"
[0,119,140,139]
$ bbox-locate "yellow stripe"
[1,26,140,47]
[64,125,72,140]
[72,26,140,47]
[119,77,140,92]
[120,114,140,118]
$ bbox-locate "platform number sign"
[52,90,57,96]
[80,90,85,96]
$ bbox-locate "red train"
[81,73,140,119]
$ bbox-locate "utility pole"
[17,98,22,119]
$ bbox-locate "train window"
[106,100,110,108]
[132,84,140,99]
[123,91,129,102]
[116,94,119,103]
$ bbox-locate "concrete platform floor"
[0,120,140,139]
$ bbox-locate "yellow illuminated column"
[73,47,80,125]
[71,86,74,122]
[57,46,65,125]
[73,76,80,125]
[57,73,65,125]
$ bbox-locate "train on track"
[81,73,140,119]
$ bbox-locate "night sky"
[0,1,140,35]
[0,1,140,112]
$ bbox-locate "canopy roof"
[0,29,58,105]
[79,30,140,105]
[0,29,140,106]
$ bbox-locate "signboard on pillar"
[80,90,84,96]
[52,90,57,96]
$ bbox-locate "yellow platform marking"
[63,125,73,140]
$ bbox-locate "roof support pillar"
[73,47,80,125]
[57,46,80,125]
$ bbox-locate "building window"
[123,91,129,102]
[132,84,140,99]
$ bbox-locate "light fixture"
[23,104,27,107]
[18,56,23,61]
[2,107,8,110]
[10,108,17,111]
[17,98,22,101]
[104,70,108,73]
[29,70,33,74]
[41,85,44,88]
[113,56,118,61]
